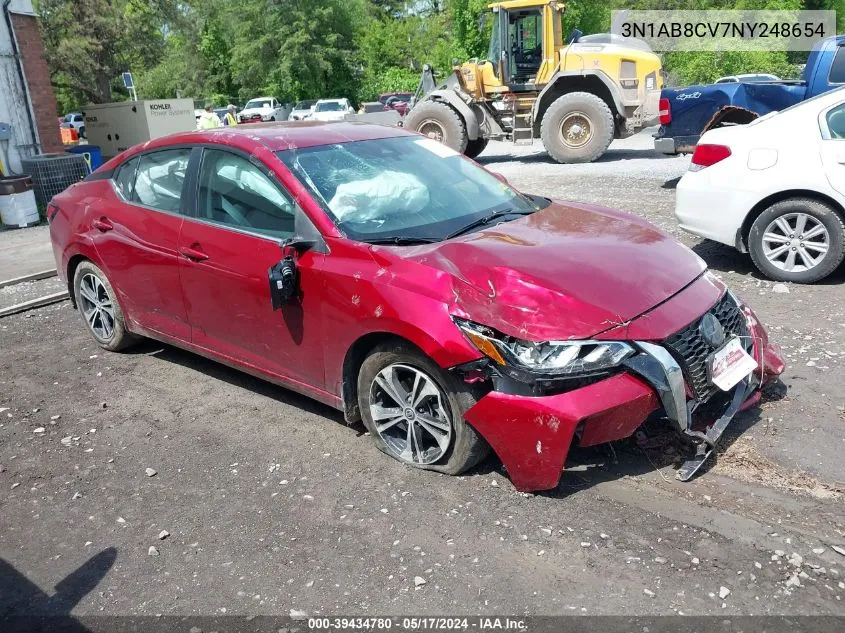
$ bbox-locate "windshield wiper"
[445,208,535,240]
[363,236,441,245]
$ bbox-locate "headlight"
[454,318,633,375]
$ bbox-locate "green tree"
[36,0,177,107]
[228,0,367,103]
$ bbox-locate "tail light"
[690,144,731,171]
[46,202,60,223]
[658,98,671,125]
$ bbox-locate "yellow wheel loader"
[405,0,663,163]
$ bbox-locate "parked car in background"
[382,94,413,117]
[656,34,844,154]
[378,92,414,106]
[675,88,845,283]
[309,98,354,122]
[714,74,781,84]
[62,113,85,138]
[47,123,783,492]
[239,97,290,123]
[289,100,318,121]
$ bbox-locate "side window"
[113,157,139,200]
[197,149,296,239]
[826,103,845,139]
[830,47,845,84]
[74,115,83,122]
[132,149,191,213]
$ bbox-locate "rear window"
[830,47,845,84]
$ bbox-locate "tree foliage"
[36,0,844,113]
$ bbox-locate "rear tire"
[748,198,845,283]
[540,92,614,164]
[357,341,489,475]
[464,137,489,159]
[405,101,468,153]
[73,261,140,352]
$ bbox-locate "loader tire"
[540,92,614,164]
[405,101,468,153]
[463,137,489,159]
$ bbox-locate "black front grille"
[664,292,750,400]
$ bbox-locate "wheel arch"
[738,189,845,252]
[532,72,624,136]
[65,253,92,309]
[340,331,434,424]
[702,106,759,136]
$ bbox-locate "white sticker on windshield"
[414,138,461,159]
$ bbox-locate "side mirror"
[268,237,315,309]
[567,28,582,44]
[269,255,297,309]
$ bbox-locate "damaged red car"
[48,123,785,492]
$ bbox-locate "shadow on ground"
[477,147,678,166]
[125,338,786,498]
[0,547,115,631]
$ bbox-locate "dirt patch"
[715,437,842,500]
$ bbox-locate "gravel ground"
[0,276,66,312]
[0,129,844,619]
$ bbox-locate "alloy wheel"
[368,363,453,465]
[762,213,830,273]
[78,273,116,341]
[558,111,593,148]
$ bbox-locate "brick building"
[0,0,62,176]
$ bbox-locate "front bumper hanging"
[624,341,758,481]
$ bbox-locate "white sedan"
[675,88,845,283]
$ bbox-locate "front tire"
[540,92,614,164]
[73,261,140,351]
[404,101,468,153]
[357,341,488,475]
[748,198,845,283]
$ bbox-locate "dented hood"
[402,201,707,340]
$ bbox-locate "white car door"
[819,101,845,196]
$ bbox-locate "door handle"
[92,218,113,232]
[179,245,209,262]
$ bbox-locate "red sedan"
[47,123,784,492]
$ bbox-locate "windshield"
[277,136,540,242]
[295,100,316,110]
[245,100,271,109]
[316,102,343,112]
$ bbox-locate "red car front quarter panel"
[463,373,659,492]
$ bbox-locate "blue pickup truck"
[655,35,845,154]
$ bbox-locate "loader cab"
[488,1,562,90]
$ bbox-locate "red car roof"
[100,121,413,173]
[167,121,409,151]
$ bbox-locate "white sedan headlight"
[454,318,633,375]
